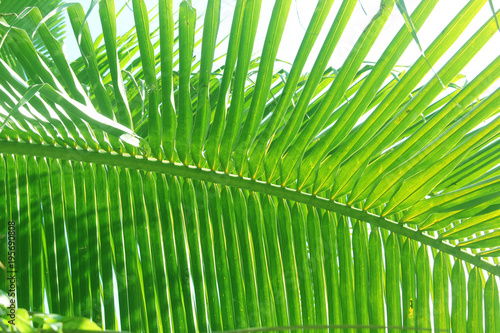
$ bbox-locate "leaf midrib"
[2,140,498,276]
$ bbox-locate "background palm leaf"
[0,0,66,78]
[1,0,500,332]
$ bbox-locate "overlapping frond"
[0,0,66,76]
[1,0,500,331]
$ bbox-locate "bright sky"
[63,0,500,95]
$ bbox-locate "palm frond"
[1,0,500,332]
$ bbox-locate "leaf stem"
[2,141,498,276]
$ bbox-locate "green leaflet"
[385,233,401,333]
[218,0,262,173]
[433,252,450,331]
[98,0,133,134]
[467,268,484,333]
[352,221,370,332]
[190,0,221,167]
[159,0,176,161]
[484,274,500,332]
[176,0,196,164]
